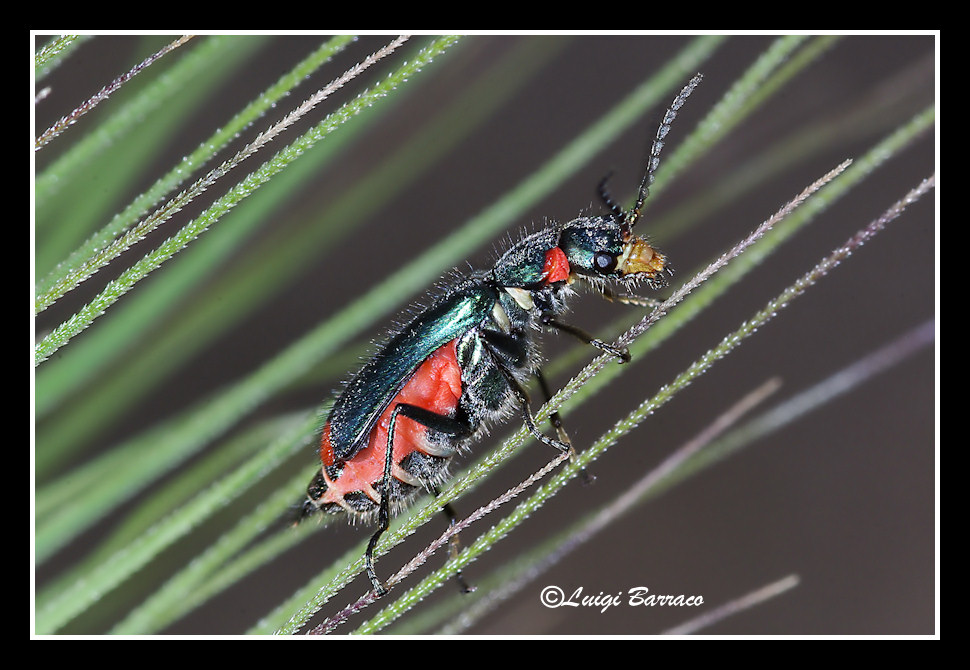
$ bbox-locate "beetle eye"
[593,251,617,273]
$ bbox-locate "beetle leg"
[533,367,571,447]
[429,484,476,594]
[540,314,631,363]
[366,402,472,596]
[494,363,574,456]
[597,283,663,309]
[534,368,595,485]
[478,331,575,456]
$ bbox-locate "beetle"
[300,74,703,596]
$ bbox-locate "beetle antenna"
[624,73,703,233]
[597,171,625,218]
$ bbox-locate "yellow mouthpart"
[618,238,666,277]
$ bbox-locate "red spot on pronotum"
[543,247,570,284]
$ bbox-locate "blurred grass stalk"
[33,34,934,634]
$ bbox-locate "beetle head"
[558,215,669,290]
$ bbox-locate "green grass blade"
[35,37,267,264]
[35,34,90,80]
[35,36,356,312]
[35,412,318,634]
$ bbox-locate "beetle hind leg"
[431,485,476,594]
[366,402,473,596]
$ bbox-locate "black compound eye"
[593,251,617,273]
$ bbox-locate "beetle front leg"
[540,314,631,363]
[597,284,664,309]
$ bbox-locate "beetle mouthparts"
[620,238,667,278]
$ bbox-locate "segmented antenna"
[622,73,703,233]
[597,171,624,219]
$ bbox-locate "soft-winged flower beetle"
[300,74,703,596]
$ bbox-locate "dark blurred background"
[35,34,936,635]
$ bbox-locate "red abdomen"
[316,340,463,511]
